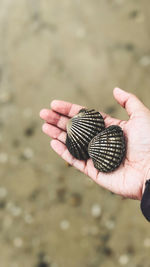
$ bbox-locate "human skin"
[40,87,150,200]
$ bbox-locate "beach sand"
[0,1,150,266]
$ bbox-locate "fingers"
[42,123,66,143]
[40,109,69,130]
[51,100,84,117]
[40,108,123,131]
[113,87,147,117]
[40,98,127,145]
[50,100,121,126]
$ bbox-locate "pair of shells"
[66,109,126,172]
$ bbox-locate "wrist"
[142,167,150,195]
[140,179,150,222]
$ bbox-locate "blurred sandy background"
[0,0,150,266]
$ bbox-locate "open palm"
[40,88,150,200]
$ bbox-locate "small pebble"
[69,193,82,207]
[0,200,5,208]
[60,220,70,230]
[36,262,49,267]
[0,152,8,163]
[24,126,35,137]
[22,147,34,160]
[0,187,7,198]
[24,213,34,224]
[12,206,22,217]
[124,43,134,51]
[101,246,112,256]
[65,162,72,167]
[100,233,110,243]
[129,10,139,19]
[105,220,115,230]
[91,204,102,218]
[6,202,22,217]
[139,56,150,66]
[143,238,150,248]
[13,237,23,248]
[126,245,134,254]
[105,105,116,115]
[119,254,129,265]
[29,189,40,200]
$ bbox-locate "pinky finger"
[42,123,66,143]
[50,139,86,172]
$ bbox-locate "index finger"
[51,100,84,118]
[51,100,123,127]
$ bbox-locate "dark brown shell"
[88,125,126,172]
[66,109,105,160]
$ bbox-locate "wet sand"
[0,0,150,266]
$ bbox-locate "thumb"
[113,87,147,117]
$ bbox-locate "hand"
[40,88,150,200]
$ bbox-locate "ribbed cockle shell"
[66,109,105,160]
[88,125,126,172]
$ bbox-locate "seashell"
[66,109,105,160]
[88,125,126,172]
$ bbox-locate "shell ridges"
[88,125,126,172]
[66,108,105,160]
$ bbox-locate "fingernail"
[39,109,45,118]
[114,87,125,93]
[114,87,130,97]
[42,123,48,132]
[51,100,57,109]
[40,109,49,119]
